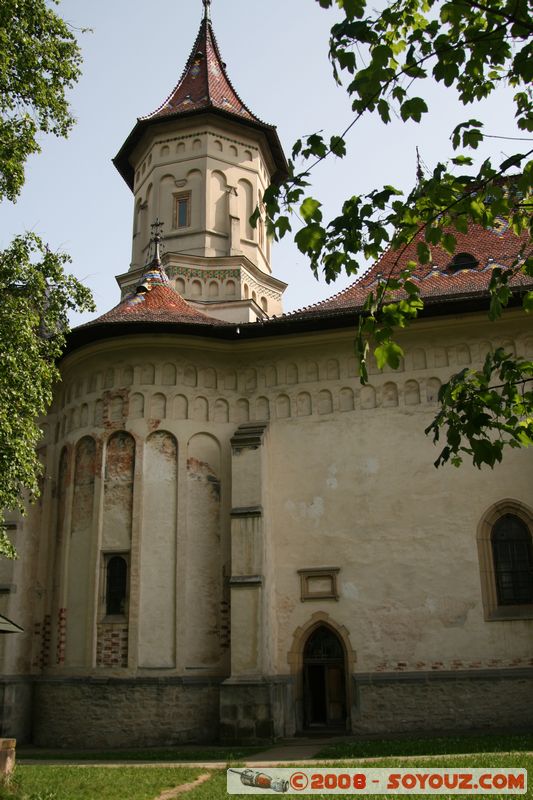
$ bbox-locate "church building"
[0,2,532,746]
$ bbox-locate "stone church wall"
[2,312,532,744]
[32,678,220,747]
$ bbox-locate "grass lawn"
[185,754,533,799]
[2,752,531,800]
[317,732,533,759]
[1,765,203,800]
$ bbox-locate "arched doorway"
[303,625,347,729]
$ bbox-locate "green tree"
[0,0,94,556]
[260,0,532,469]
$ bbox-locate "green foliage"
[259,0,533,468]
[0,235,94,556]
[0,0,83,202]
[0,2,91,557]
[426,348,533,468]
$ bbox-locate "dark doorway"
[303,625,347,729]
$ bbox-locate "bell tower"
[113,2,288,322]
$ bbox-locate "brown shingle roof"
[286,222,532,320]
[142,17,261,125]
[83,266,227,328]
[113,14,288,189]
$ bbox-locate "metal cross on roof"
[203,0,211,21]
[149,218,164,264]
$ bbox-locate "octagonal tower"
[113,3,288,322]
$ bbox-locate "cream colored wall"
[130,119,273,275]
[7,311,533,685]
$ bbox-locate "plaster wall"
[130,119,272,275]
[3,311,532,742]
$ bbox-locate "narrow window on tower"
[174,192,191,229]
[105,554,129,616]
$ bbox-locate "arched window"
[477,502,533,620]
[492,515,533,605]
[106,555,128,615]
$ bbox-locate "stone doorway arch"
[303,625,346,728]
[288,612,356,733]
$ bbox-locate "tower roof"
[113,8,288,189]
[143,10,260,126]
[82,262,227,328]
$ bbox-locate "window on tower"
[174,192,191,229]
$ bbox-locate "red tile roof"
[83,266,227,328]
[287,221,532,319]
[113,14,288,189]
[142,17,261,125]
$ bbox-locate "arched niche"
[184,365,197,387]
[327,359,340,381]
[159,173,176,226]
[276,394,291,419]
[129,393,144,419]
[103,431,135,551]
[236,398,250,423]
[150,393,167,419]
[139,431,178,668]
[65,436,97,667]
[382,382,398,408]
[214,398,229,423]
[426,377,441,404]
[162,363,176,386]
[297,392,312,417]
[186,433,222,665]
[192,396,209,421]
[360,385,376,410]
[173,394,188,420]
[140,363,155,385]
[339,387,354,412]
[255,396,270,420]
[211,170,229,233]
[404,379,421,406]
[238,178,254,240]
[286,363,298,385]
[318,389,333,415]
[109,395,124,422]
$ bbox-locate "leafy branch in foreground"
[0,0,83,202]
[0,234,94,557]
[426,348,533,468]
[254,0,533,467]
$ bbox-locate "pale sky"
[0,0,524,324]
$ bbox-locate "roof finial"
[150,218,164,265]
[203,0,211,21]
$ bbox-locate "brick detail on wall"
[32,615,52,671]
[220,599,230,650]
[56,608,67,665]
[374,657,533,672]
[96,623,128,668]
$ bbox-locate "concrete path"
[18,737,338,768]
[243,737,334,765]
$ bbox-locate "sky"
[0,0,525,325]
